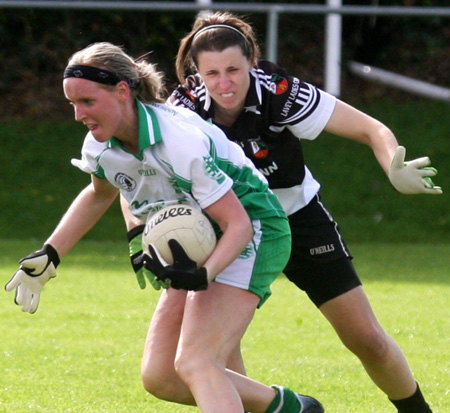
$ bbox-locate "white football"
[142,205,217,266]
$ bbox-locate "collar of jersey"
[107,99,162,152]
[245,70,261,109]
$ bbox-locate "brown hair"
[67,42,166,103]
[176,12,260,84]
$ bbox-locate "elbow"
[243,217,254,244]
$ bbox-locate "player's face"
[63,78,127,143]
[196,46,251,116]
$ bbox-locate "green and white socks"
[265,385,300,413]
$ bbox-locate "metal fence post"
[325,0,342,96]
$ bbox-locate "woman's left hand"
[144,240,208,291]
[388,146,443,195]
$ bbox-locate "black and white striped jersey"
[169,61,337,214]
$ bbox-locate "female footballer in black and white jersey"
[162,11,440,413]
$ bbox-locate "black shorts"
[283,194,362,307]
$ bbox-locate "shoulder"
[252,60,291,93]
[254,60,335,125]
[81,132,108,155]
[148,103,216,145]
[167,74,206,112]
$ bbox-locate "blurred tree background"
[1,0,450,120]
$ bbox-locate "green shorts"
[215,217,291,307]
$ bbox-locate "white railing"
[2,1,450,99]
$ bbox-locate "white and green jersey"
[72,100,286,222]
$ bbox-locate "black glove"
[144,239,208,291]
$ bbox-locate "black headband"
[63,64,138,89]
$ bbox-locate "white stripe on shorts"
[315,195,350,258]
[214,219,262,290]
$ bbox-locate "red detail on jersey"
[276,79,288,94]
[186,91,197,102]
[254,148,269,159]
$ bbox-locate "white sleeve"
[71,134,107,175]
[288,90,336,140]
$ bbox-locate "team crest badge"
[269,75,288,95]
[114,172,136,191]
[250,140,269,159]
[186,90,197,103]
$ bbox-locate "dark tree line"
[1,1,450,119]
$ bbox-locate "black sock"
[389,383,432,413]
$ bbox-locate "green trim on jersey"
[107,100,162,153]
[138,100,162,146]
[208,136,286,220]
[77,100,286,221]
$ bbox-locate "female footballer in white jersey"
[162,12,440,413]
[5,42,324,413]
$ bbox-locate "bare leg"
[320,286,417,400]
[141,284,277,412]
[140,288,195,405]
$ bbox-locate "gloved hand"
[128,225,168,290]
[388,146,442,195]
[144,239,208,291]
[5,244,60,314]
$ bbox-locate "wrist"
[43,244,60,268]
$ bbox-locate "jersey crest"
[249,140,269,159]
[114,172,136,191]
[269,74,289,95]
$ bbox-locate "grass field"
[1,98,449,243]
[1,241,449,412]
[1,98,449,411]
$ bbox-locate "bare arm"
[45,175,119,257]
[324,99,398,174]
[120,194,145,231]
[202,190,253,283]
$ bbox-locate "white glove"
[388,146,443,195]
[5,244,60,314]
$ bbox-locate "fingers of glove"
[143,268,163,291]
[28,295,40,314]
[148,245,169,267]
[135,269,147,289]
[22,291,39,314]
[390,146,406,170]
[168,239,197,269]
[406,156,431,170]
[14,283,38,313]
[170,268,208,291]
[14,283,27,306]
[420,167,438,177]
[5,268,46,292]
[421,184,443,195]
[144,247,168,280]
[5,270,23,291]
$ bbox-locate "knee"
[343,325,392,363]
[174,348,214,386]
[141,365,177,401]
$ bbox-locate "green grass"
[1,98,449,243]
[0,99,448,411]
[1,240,449,412]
